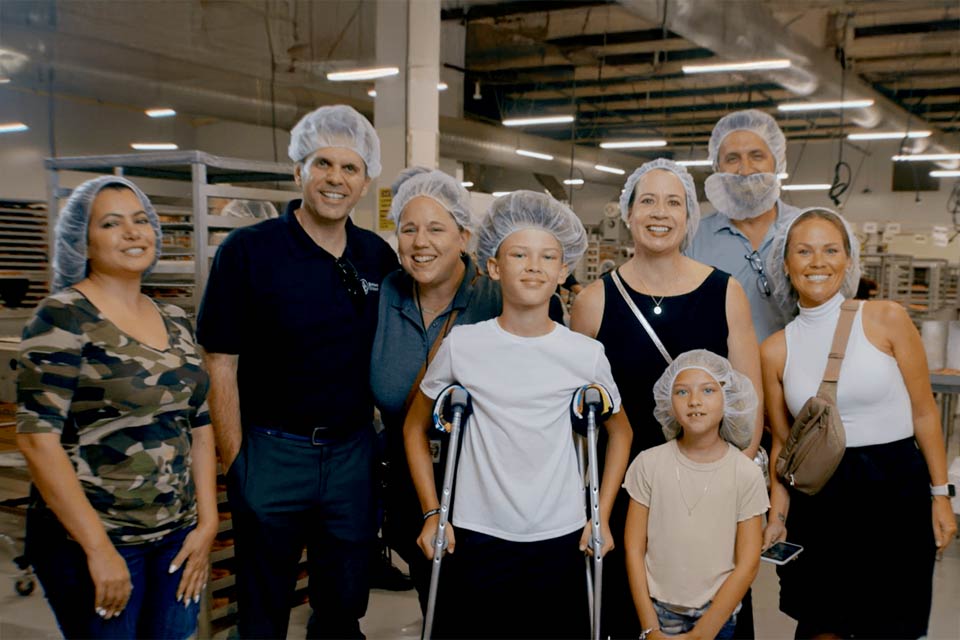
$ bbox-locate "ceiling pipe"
[617,0,953,161]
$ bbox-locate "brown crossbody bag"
[775,299,858,495]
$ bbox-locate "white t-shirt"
[421,319,622,542]
[623,439,769,608]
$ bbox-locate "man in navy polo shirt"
[197,105,399,639]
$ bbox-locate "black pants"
[227,426,377,639]
[432,528,589,639]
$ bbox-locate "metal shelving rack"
[0,199,49,313]
[46,151,299,638]
[860,253,913,305]
[45,151,298,315]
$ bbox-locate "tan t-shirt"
[623,439,769,608]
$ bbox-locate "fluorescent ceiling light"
[438,82,448,91]
[683,58,791,74]
[327,66,399,81]
[563,178,585,185]
[676,159,713,167]
[847,130,931,141]
[778,99,874,112]
[595,164,625,175]
[0,122,28,133]
[781,183,831,191]
[492,191,512,197]
[892,153,960,162]
[503,115,575,127]
[515,149,554,161]
[930,170,960,178]
[461,181,474,188]
[778,172,789,180]
[367,88,377,97]
[130,142,178,151]
[145,108,176,118]
[0,78,10,84]
[599,139,667,149]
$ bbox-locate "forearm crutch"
[571,384,613,640]
[423,384,472,640]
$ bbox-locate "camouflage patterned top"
[17,289,210,544]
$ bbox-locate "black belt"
[252,425,356,445]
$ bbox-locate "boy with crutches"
[404,192,633,639]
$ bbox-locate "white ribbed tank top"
[783,293,913,447]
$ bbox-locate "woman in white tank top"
[758,208,955,639]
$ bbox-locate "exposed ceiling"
[1,0,958,173]
[448,0,960,160]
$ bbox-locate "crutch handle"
[571,383,614,436]
[433,384,473,434]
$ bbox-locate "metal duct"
[617,0,951,158]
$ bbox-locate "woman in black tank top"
[571,158,762,639]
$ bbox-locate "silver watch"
[930,484,956,497]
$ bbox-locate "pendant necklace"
[632,269,668,315]
[675,463,718,516]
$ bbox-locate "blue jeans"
[26,509,199,640]
[653,599,738,639]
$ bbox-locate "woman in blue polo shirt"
[370,168,500,611]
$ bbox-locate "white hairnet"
[766,207,862,322]
[619,158,701,251]
[388,167,473,231]
[287,105,382,178]
[653,349,757,450]
[221,199,278,219]
[476,191,588,271]
[709,109,787,174]
[53,175,162,293]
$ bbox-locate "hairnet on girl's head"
[766,207,861,322]
[52,175,162,292]
[287,105,382,178]
[709,109,787,174]
[619,158,701,251]
[388,168,474,231]
[476,191,588,271]
[652,349,757,449]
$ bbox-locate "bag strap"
[401,306,461,416]
[610,269,672,365]
[816,299,860,402]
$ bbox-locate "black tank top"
[597,267,730,458]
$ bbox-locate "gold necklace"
[675,463,718,516]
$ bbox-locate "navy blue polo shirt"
[197,200,399,436]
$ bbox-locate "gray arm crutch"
[423,384,471,640]
[572,384,613,640]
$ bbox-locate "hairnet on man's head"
[652,349,757,449]
[388,168,474,231]
[52,175,162,292]
[766,207,861,322]
[288,105,382,178]
[619,158,701,251]
[476,191,588,271]
[709,109,787,174]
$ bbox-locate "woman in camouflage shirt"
[17,176,217,639]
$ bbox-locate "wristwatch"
[930,484,956,497]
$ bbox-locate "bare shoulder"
[682,255,714,281]
[760,330,787,367]
[570,278,605,338]
[862,298,909,326]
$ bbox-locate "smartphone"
[761,541,804,565]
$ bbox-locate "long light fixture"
[461,181,474,188]
[781,183,831,191]
[368,82,447,98]
[0,78,10,84]
[683,58,791,74]
[0,122,28,133]
[892,152,960,162]
[676,159,713,167]
[778,99,874,112]
[515,149,554,161]
[131,142,178,151]
[595,164,625,175]
[778,172,789,180]
[599,139,667,149]
[563,178,585,185]
[503,115,575,127]
[931,170,960,178]
[327,66,399,81]
[847,130,931,141]
[145,108,176,118]
[492,191,512,197]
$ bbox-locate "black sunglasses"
[745,250,772,297]
[335,256,366,306]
